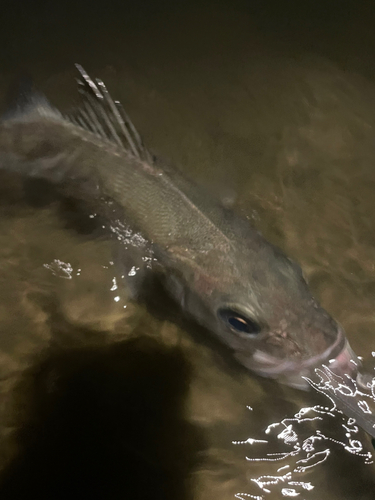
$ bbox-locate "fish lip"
[243,326,355,380]
[303,325,349,370]
[325,336,360,377]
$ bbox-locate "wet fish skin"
[0,66,356,388]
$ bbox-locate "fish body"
[0,66,357,389]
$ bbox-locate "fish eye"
[218,308,261,336]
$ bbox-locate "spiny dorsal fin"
[68,64,153,164]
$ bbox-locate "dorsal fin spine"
[68,64,152,163]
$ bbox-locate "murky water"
[1,1,375,498]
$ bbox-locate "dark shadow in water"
[0,172,109,237]
[24,177,107,236]
[0,317,204,500]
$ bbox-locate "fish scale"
[0,65,360,396]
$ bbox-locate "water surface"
[1,1,375,498]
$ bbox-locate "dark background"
[1,0,375,77]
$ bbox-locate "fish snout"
[280,330,360,390]
[325,335,361,380]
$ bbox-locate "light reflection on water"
[2,4,375,497]
[235,362,375,499]
[43,259,75,279]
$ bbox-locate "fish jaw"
[325,338,360,379]
[234,327,360,390]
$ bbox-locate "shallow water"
[1,0,375,498]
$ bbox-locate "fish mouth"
[236,327,360,390]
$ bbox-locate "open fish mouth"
[238,328,360,390]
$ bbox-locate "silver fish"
[0,65,358,389]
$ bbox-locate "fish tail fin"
[1,73,62,123]
[68,64,153,163]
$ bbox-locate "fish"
[0,64,359,389]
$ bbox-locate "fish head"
[167,235,358,389]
